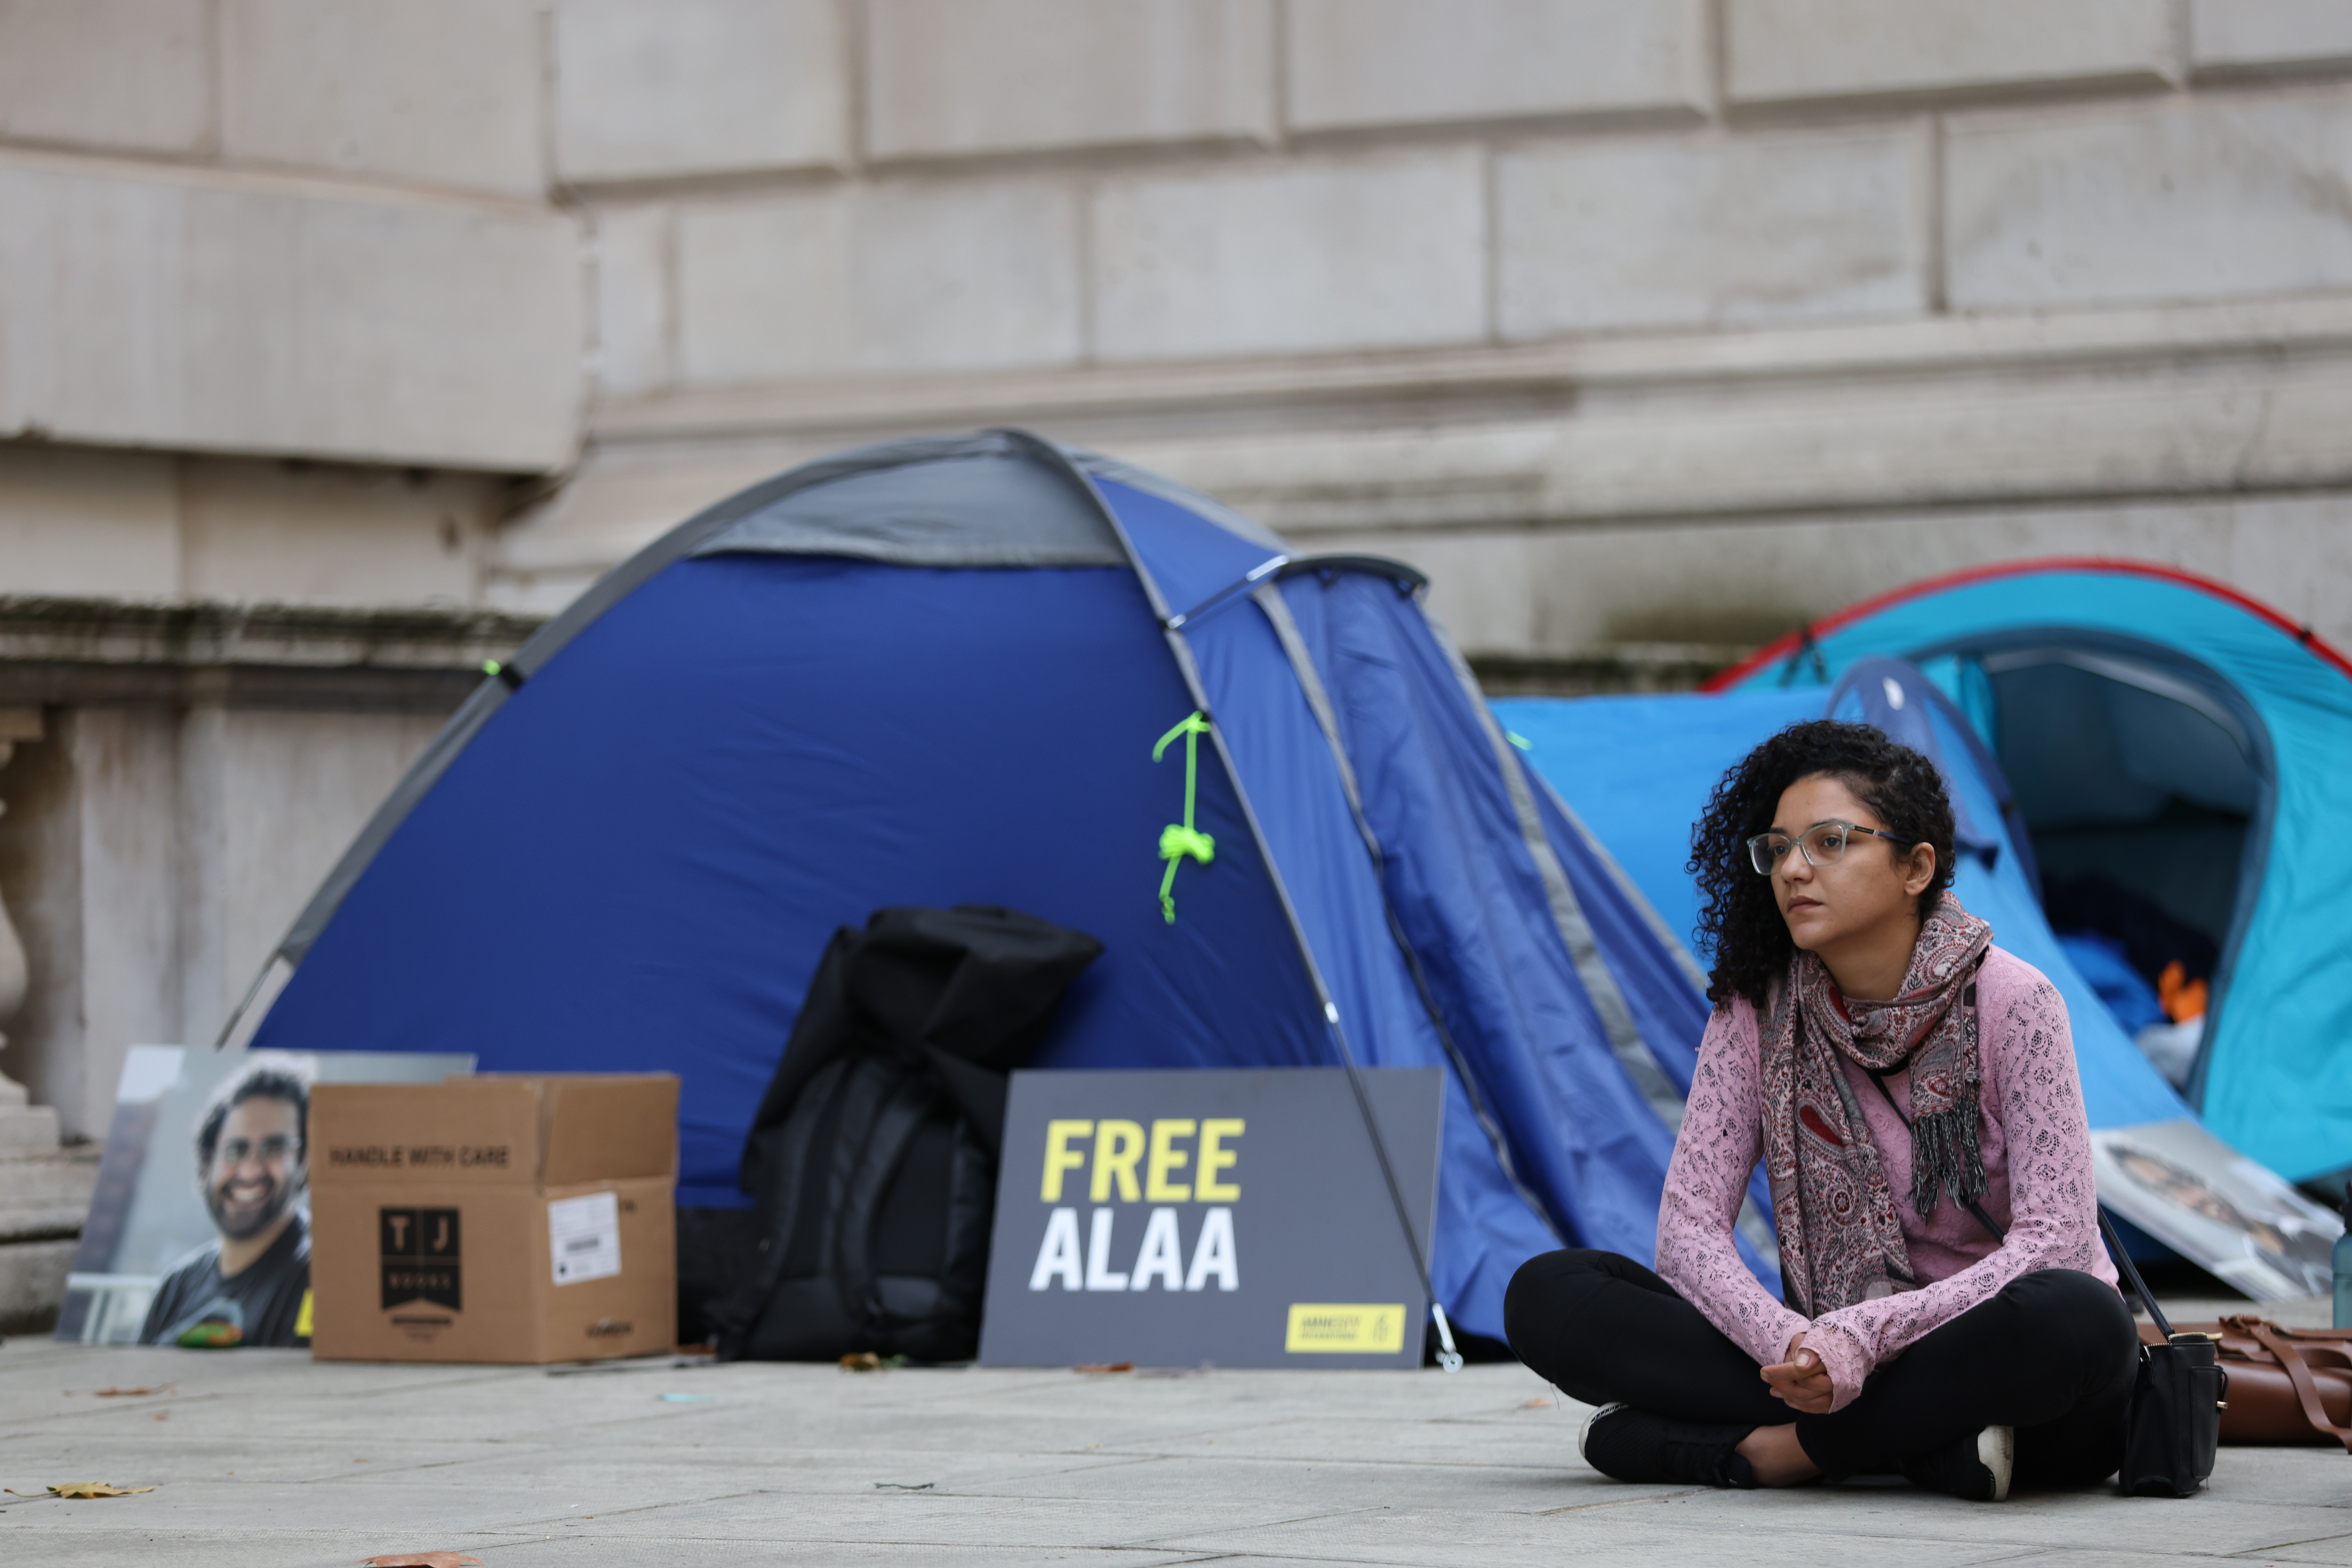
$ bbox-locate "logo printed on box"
[380,1206,462,1311]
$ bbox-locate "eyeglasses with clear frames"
[1746,819,1917,876]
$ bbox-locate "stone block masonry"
[865,0,1275,159]
[219,0,548,199]
[1497,125,1925,336]
[1091,151,1487,362]
[550,1,2352,686]
[678,179,1086,382]
[0,155,580,473]
[1946,91,2352,310]
[1285,0,1707,132]
[554,0,850,183]
[0,0,212,157]
[2190,0,2352,78]
[1725,0,2176,106]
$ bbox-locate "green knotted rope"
[1152,711,1216,923]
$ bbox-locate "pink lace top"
[1656,946,2117,1412]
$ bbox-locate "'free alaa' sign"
[977,1067,1444,1369]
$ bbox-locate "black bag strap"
[1859,1060,2174,1339]
[2100,1206,2175,1341]
[706,1054,856,1354]
[831,1072,945,1334]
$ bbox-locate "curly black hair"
[1688,720,1957,1007]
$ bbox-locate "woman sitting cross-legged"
[1506,720,2140,1501]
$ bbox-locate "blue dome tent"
[234,432,1777,1340]
[1507,557,2352,1189]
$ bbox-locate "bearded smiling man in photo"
[140,1061,314,1348]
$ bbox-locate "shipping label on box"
[309,1075,678,1364]
[549,1191,622,1285]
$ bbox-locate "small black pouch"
[2103,1211,2227,1498]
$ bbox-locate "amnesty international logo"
[380,1206,462,1311]
[1284,1303,1406,1354]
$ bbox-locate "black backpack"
[703,905,1100,1362]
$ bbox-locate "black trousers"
[1504,1250,2140,1486]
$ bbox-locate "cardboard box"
[309,1074,678,1363]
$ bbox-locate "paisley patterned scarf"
[1761,892,1994,1316]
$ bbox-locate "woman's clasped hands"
[1761,1332,1837,1414]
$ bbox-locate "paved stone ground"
[4,1304,2346,1567]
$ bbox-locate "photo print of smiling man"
[139,1058,315,1347]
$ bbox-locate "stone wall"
[9,2,2351,654]
[0,0,580,475]
[509,0,2352,675]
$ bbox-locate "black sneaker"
[1901,1425,2014,1501]
[1577,1402,1759,1488]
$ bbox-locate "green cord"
[1152,711,1216,922]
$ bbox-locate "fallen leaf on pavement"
[360,1555,483,1567]
[840,1352,882,1371]
[1074,1362,1133,1374]
[93,1385,173,1398]
[1519,1398,1552,1409]
[6,1483,157,1498]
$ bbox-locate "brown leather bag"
[2143,1317,2352,1447]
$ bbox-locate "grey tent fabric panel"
[507,435,1048,682]
[693,450,1125,567]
